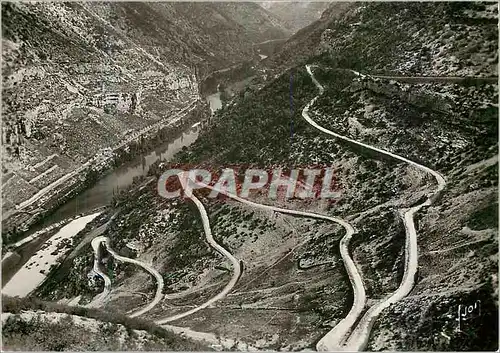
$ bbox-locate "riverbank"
[2,100,210,245]
[3,212,102,298]
[2,90,223,292]
[1,205,110,285]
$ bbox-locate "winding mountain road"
[87,237,112,308]
[90,236,164,318]
[156,174,242,324]
[304,64,446,351]
[156,172,360,334]
[88,63,447,350]
[370,74,498,84]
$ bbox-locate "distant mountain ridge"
[266,1,498,77]
[259,1,333,33]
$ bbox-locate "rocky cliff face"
[318,2,498,76]
[266,2,498,77]
[262,1,353,71]
[47,3,495,350]
[1,1,288,215]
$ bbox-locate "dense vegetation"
[175,67,316,165]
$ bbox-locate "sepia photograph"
[1,1,498,351]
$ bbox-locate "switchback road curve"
[156,174,242,324]
[156,172,359,335]
[304,64,446,351]
[90,236,164,318]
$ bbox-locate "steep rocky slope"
[266,2,498,77]
[1,2,288,228]
[9,2,497,351]
[2,296,211,351]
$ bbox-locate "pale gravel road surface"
[304,64,446,351]
[90,236,164,318]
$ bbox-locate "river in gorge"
[2,93,222,290]
[31,93,222,231]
